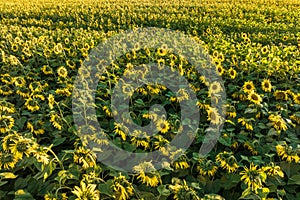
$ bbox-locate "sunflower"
[290,114,300,124]
[276,143,300,163]
[241,33,247,39]
[114,122,128,141]
[262,163,284,178]
[226,104,236,118]
[50,113,63,130]
[207,107,221,125]
[261,46,268,54]
[113,174,134,200]
[57,66,68,78]
[11,43,18,52]
[0,151,20,170]
[274,90,288,101]
[9,137,36,158]
[1,74,13,85]
[16,87,30,98]
[228,67,237,79]
[133,161,161,187]
[146,85,160,95]
[174,88,189,102]
[245,37,251,44]
[216,64,224,76]
[64,37,70,45]
[27,121,45,135]
[53,43,63,55]
[142,112,158,121]
[212,50,219,58]
[238,117,253,131]
[218,53,225,62]
[48,94,55,109]
[242,81,255,93]
[0,115,14,133]
[156,118,170,134]
[231,55,238,65]
[248,91,262,105]
[55,87,72,97]
[72,181,100,200]
[131,130,150,149]
[261,79,272,92]
[197,159,218,177]
[209,81,223,96]
[171,155,190,170]
[144,46,151,57]
[43,48,52,58]
[66,59,76,69]
[157,58,165,70]
[293,93,300,104]
[0,85,13,96]
[14,76,26,87]
[0,101,15,114]
[243,142,258,155]
[153,135,169,150]
[73,147,96,169]
[215,151,239,173]
[102,105,112,117]
[240,163,267,192]
[25,98,40,112]
[268,114,288,132]
[157,47,167,56]
[169,180,199,200]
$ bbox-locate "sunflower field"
[0,0,300,199]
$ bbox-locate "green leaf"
[280,161,300,178]
[52,137,66,146]
[138,191,156,199]
[288,174,300,185]
[98,180,114,196]
[157,185,170,196]
[14,116,27,129]
[0,181,8,187]
[218,137,231,146]
[244,108,257,114]
[267,128,278,136]
[221,174,241,190]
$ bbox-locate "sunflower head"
[261,79,272,92]
[242,81,255,93]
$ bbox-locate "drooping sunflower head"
[72,181,100,200]
[274,90,288,101]
[133,161,161,187]
[0,115,14,133]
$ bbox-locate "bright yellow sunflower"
[261,79,272,92]
[293,93,300,104]
[242,81,255,93]
[248,91,262,105]
[228,67,237,79]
